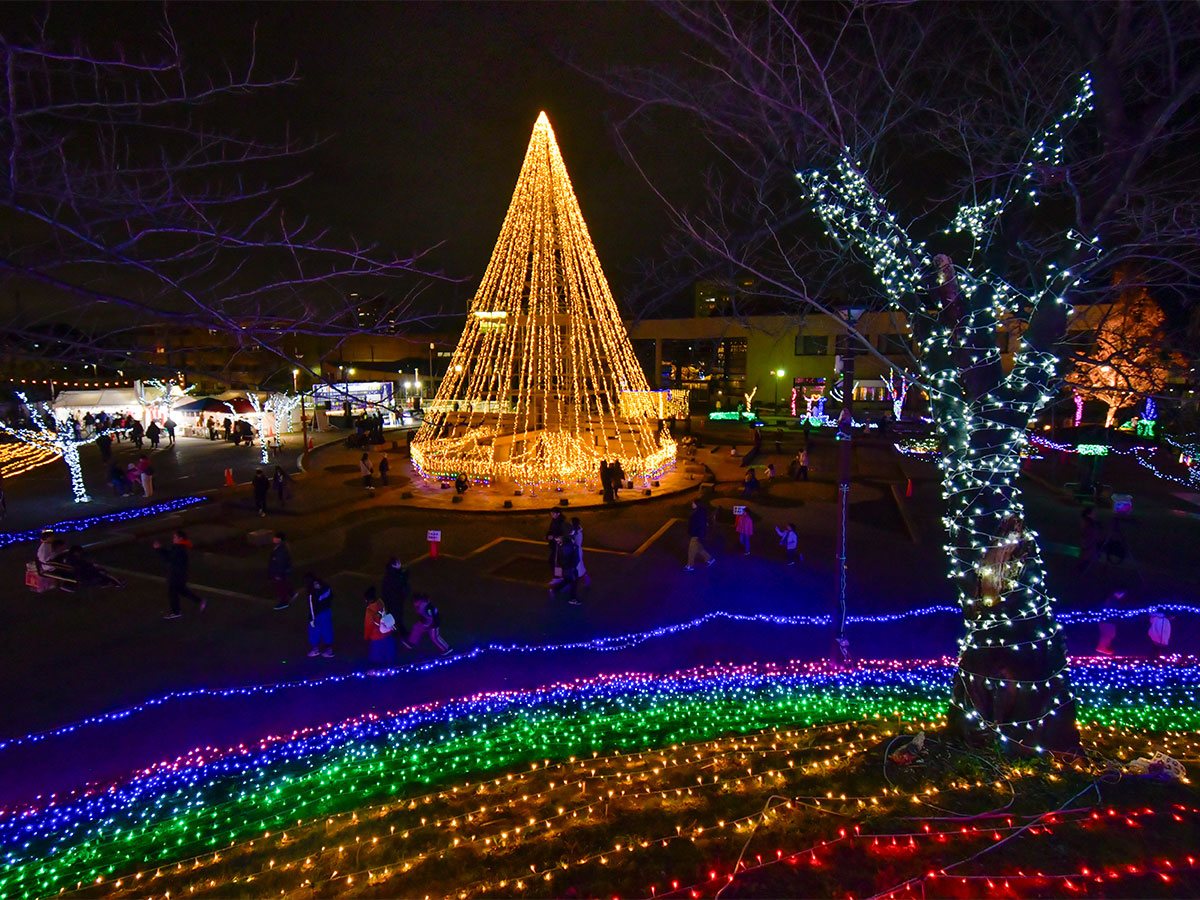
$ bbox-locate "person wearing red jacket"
[363,586,398,673]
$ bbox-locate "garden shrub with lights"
[4,656,1197,899]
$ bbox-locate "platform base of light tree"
[397,458,704,511]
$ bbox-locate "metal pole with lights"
[771,369,784,414]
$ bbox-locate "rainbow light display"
[1,657,1196,899]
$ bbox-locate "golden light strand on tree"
[411,112,683,489]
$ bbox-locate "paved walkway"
[1,428,1195,810]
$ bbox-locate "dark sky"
[4,2,699,316]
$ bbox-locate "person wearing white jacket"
[775,523,801,566]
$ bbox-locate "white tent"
[53,388,142,420]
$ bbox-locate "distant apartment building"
[629,281,1110,415]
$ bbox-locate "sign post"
[427,529,441,559]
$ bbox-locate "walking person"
[97,431,113,463]
[571,517,588,586]
[735,505,754,555]
[797,447,809,481]
[381,557,411,620]
[546,508,567,582]
[136,454,154,498]
[364,586,398,673]
[252,468,270,517]
[600,460,614,503]
[359,452,375,491]
[550,529,583,605]
[610,459,625,499]
[146,420,161,449]
[775,522,801,565]
[407,592,452,656]
[164,417,177,446]
[379,453,390,486]
[273,465,292,507]
[268,531,293,610]
[304,573,335,657]
[223,416,232,442]
[207,417,217,440]
[155,530,205,619]
[130,419,144,449]
[684,499,715,571]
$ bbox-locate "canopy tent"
[174,397,233,415]
[221,397,256,415]
[52,388,142,419]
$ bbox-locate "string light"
[411,113,682,489]
[135,379,195,425]
[1,656,1194,900]
[793,74,1101,747]
[0,442,60,478]
[266,392,302,435]
[0,393,109,501]
[0,496,208,550]
[2,602,1195,757]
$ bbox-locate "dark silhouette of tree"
[0,15,448,386]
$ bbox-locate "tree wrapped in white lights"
[135,379,196,424]
[793,77,1101,749]
[242,394,272,465]
[267,392,303,435]
[881,371,915,421]
[0,394,105,502]
[616,2,1200,751]
[411,113,678,488]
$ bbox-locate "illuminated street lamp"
[770,369,785,414]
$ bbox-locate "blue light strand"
[1,602,1195,755]
[0,654,1196,900]
[0,496,209,548]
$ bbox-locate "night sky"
[1,2,700,316]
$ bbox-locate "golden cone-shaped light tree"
[412,112,684,488]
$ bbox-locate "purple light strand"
[1,602,1195,754]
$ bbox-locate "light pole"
[293,368,309,463]
[771,369,784,415]
[429,342,435,392]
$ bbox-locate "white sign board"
[426,530,442,542]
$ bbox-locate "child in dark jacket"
[407,592,452,656]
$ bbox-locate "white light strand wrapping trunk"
[411,113,677,488]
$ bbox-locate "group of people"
[599,459,626,503]
[152,530,452,671]
[205,416,257,446]
[252,466,294,515]
[293,561,451,670]
[546,508,587,604]
[358,452,392,490]
[109,454,156,498]
[34,530,123,593]
[688,499,803,570]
